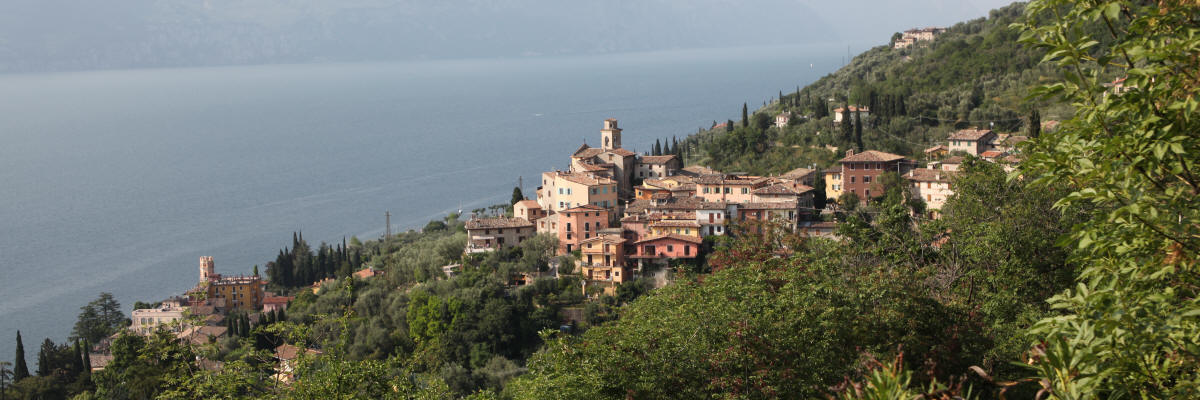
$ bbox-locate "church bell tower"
[199,256,215,283]
[601,118,622,150]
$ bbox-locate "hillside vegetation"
[682,2,1075,175]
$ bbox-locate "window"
[640,172,645,177]
[850,164,856,170]
[684,246,691,255]
[926,182,931,189]
[850,177,856,183]
[667,245,674,252]
[603,187,608,193]
[741,188,749,194]
[567,188,572,195]
[724,187,731,194]
[865,190,871,197]
[566,223,572,231]
[703,187,710,194]
[864,176,871,183]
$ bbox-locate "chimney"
[845,149,855,157]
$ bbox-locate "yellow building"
[194,256,266,311]
[538,171,618,213]
[824,168,843,202]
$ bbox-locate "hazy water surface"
[0,44,844,357]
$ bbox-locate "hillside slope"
[680,2,1070,175]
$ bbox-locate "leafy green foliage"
[1013,0,1200,397]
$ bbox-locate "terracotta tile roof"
[753,184,799,195]
[949,129,994,141]
[1001,135,1029,146]
[609,148,637,157]
[905,168,955,183]
[980,150,1005,158]
[634,233,704,245]
[793,185,816,194]
[579,163,613,172]
[572,143,592,156]
[1002,155,1023,164]
[924,145,948,154]
[669,183,696,193]
[640,155,678,164]
[681,165,718,176]
[563,204,607,213]
[579,235,627,245]
[780,167,815,180]
[465,217,534,230]
[693,174,726,184]
[839,150,906,163]
[650,220,701,228]
[572,148,606,159]
[514,200,540,209]
[621,214,650,223]
[558,172,616,186]
[740,200,798,210]
[941,156,965,164]
[275,344,321,361]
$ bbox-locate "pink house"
[631,234,703,260]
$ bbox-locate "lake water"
[0,44,843,358]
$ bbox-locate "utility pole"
[385,211,391,239]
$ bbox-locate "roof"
[752,184,799,195]
[465,218,534,230]
[833,106,869,113]
[905,168,955,183]
[354,268,384,279]
[949,129,995,141]
[780,167,815,180]
[680,165,718,176]
[941,156,966,164]
[980,150,1006,158]
[740,201,799,210]
[610,148,637,157]
[579,235,627,245]
[668,183,696,193]
[640,155,678,164]
[557,172,617,186]
[514,200,541,209]
[924,145,948,153]
[563,204,607,213]
[1001,135,1029,146]
[275,344,321,361]
[650,220,701,228]
[634,234,704,245]
[572,143,592,156]
[839,150,906,163]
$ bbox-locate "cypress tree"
[37,338,53,377]
[1029,108,1042,138]
[854,109,864,151]
[82,339,91,372]
[278,308,287,323]
[511,186,525,206]
[672,137,678,155]
[240,316,251,338]
[13,331,28,381]
[653,139,662,156]
[252,265,260,277]
[841,103,854,144]
[741,103,749,128]
[72,340,83,376]
[726,120,734,132]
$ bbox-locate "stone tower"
[199,256,215,283]
[601,118,622,150]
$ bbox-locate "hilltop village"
[464,116,1029,295]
